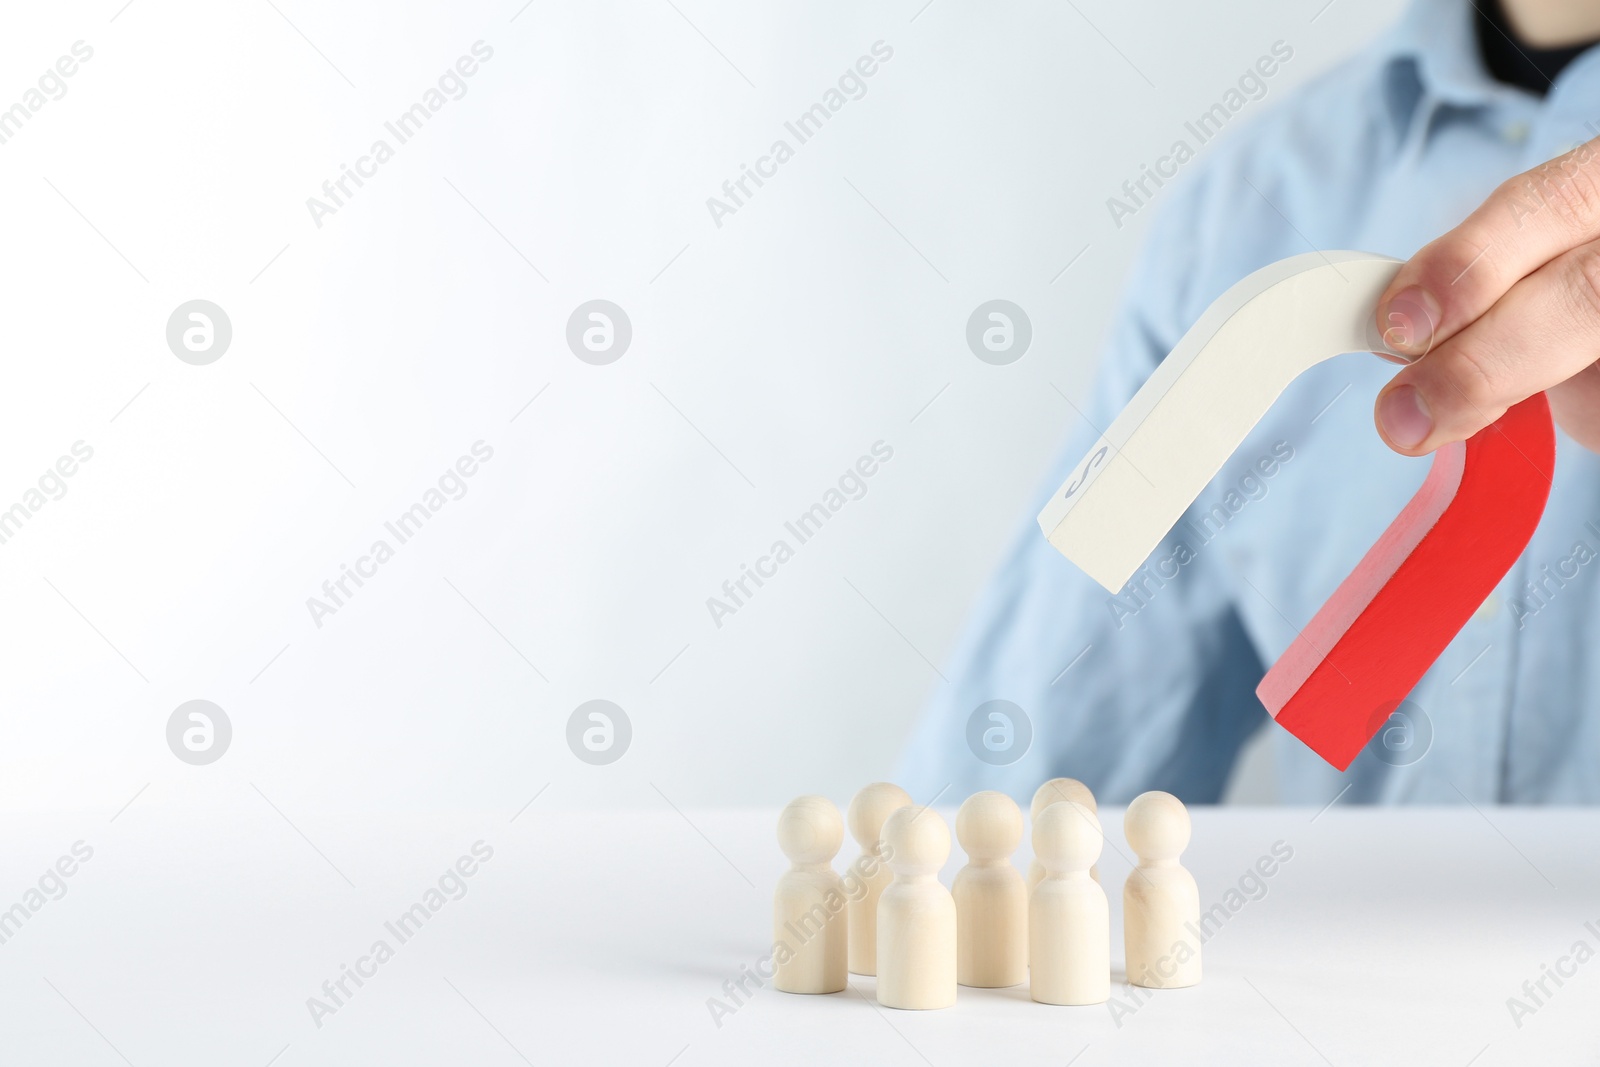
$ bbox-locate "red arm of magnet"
[1257,393,1556,770]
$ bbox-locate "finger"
[1375,240,1600,454]
[1548,361,1600,454]
[1376,137,1600,357]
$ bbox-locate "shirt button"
[1475,592,1501,621]
[1503,121,1530,144]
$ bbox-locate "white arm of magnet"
[1037,250,1402,592]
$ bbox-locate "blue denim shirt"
[899,0,1600,804]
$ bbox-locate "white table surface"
[2,803,1597,1066]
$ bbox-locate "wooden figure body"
[1123,791,1200,989]
[1030,800,1109,1005]
[773,795,847,994]
[845,782,911,976]
[876,806,956,1009]
[1027,778,1098,892]
[953,791,1026,988]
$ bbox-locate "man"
[901,0,1600,803]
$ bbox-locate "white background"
[0,0,1397,815]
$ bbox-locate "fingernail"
[1381,286,1440,357]
[1378,384,1432,449]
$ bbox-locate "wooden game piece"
[773,795,848,994]
[846,782,912,976]
[1035,250,1556,769]
[1027,778,1098,891]
[1123,791,1201,989]
[1030,801,1110,1005]
[1257,392,1554,769]
[877,805,956,1009]
[953,791,1027,988]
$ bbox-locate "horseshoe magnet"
[1038,251,1555,770]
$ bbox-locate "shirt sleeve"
[895,172,1270,805]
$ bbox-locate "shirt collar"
[1374,0,1529,141]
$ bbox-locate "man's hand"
[1375,138,1600,456]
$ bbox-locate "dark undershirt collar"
[1477,0,1600,96]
